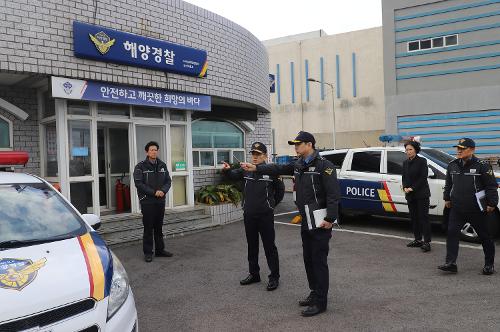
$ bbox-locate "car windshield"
[420,148,455,168]
[0,182,87,245]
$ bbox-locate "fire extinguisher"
[123,183,131,211]
[115,179,124,213]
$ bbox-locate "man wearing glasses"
[241,131,340,317]
[439,138,498,275]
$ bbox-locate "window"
[67,101,90,116]
[408,41,419,52]
[432,37,444,48]
[192,120,245,168]
[420,39,431,49]
[98,103,130,117]
[350,151,381,173]
[386,151,407,175]
[0,115,12,149]
[133,106,163,119]
[407,34,458,52]
[445,35,458,46]
[324,152,347,169]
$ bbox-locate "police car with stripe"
[0,152,138,331]
[319,147,500,242]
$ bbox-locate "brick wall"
[0,0,270,112]
[0,87,40,174]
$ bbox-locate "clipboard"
[475,190,487,212]
[304,205,328,230]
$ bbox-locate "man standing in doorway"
[134,141,173,262]
[241,131,340,317]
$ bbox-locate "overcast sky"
[185,0,383,41]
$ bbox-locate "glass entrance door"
[97,124,131,215]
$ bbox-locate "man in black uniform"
[133,141,173,263]
[222,142,284,291]
[439,138,498,275]
[241,131,340,317]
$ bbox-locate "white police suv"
[0,155,138,331]
[320,147,500,242]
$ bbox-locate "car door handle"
[386,179,399,183]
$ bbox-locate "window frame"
[0,114,13,151]
[349,151,382,173]
[407,34,459,53]
[191,119,246,170]
[385,150,407,176]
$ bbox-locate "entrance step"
[98,207,216,246]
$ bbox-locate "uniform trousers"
[446,208,495,266]
[244,211,280,280]
[141,202,166,255]
[301,227,332,308]
[407,198,431,243]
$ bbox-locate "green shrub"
[195,184,242,206]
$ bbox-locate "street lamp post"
[308,78,336,150]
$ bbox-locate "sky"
[184,0,383,41]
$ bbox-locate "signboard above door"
[73,21,208,78]
[51,76,211,112]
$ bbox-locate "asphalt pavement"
[114,195,500,332]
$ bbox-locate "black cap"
[288,131,316,145]
[250,142,267,154]
[453,138,475,149]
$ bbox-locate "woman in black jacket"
[402,141,432,252]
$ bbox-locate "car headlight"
[107,251,130,320]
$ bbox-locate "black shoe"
[266,278,279,291]
[240,274,261,285]
[421,242,431,252]
[299,292,315,307]
[156,250,173,257]
[438,263,458,273]
[407,240,423,248]
[144,254,153,263]
[483,265,495,275]
[301,304,326,317]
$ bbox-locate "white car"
[0,171,138,331]
[319,147,500,242]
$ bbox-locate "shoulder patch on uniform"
[324,168,334,175]
[488,169,494,176]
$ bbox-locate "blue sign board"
[52,77,211,112]
[269,74,275,93]
[73,21,208,78]
[72,147,89,157]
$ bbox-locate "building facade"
[383,0,500,156]
[0,0,270,216]
[265,28,385,156]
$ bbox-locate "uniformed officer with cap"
[241,131,340,317]
[439,138,498,275]
[222,142,284,291]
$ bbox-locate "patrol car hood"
[0,233,113,323]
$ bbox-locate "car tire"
[459,210,500,243]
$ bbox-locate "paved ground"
[115,197,500,332]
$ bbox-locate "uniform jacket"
[223,164,281,214]
[256,151,340,229]
[443,156,498,212]
[133,158,171,205]
[402,155,431,201]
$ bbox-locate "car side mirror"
[427,167,435,178]
[82,214,101,230]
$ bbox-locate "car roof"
[0,172,44,184]
[320,146,439,155]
